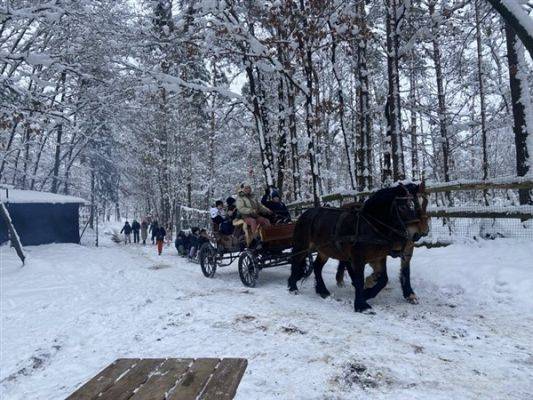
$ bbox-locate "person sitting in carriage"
[218,196,237,236]
[188,227,210,259]
[261,188,291,223]
[236,182,273,245]
[174,230,189,256]
[209,200,225,231]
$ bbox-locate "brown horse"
[288,183,429,312]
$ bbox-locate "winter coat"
[150,222,159,236]
[131,220,141,232]
[236,190,272,218]
[261,195,291,221]
[155,227,166,241]
[140,221,149,239]
[120,223,132,235]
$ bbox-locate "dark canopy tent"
[0,188,86,246]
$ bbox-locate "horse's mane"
[362,183,419,216]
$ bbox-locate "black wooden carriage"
[198,222,313,287]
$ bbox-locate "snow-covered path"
[1,237,532,399]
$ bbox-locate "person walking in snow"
[140,219,149,245]
[131,219,141,243]
[149,220,159,244]
[120,221,132,244]
[156,225,166,255]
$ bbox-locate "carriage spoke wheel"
[199,243,217,278]
[238,250,259,287]
[303,253,314,278]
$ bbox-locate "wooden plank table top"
[66,358,247,400]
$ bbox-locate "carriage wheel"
[303,253,314,278]
[238,250,259,287]
[199,243,217,278]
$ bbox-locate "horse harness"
[331,188,422,259]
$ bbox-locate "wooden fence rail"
[287,177,533,220]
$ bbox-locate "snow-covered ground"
[1,232,532,399]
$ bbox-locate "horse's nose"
[412,232,421,242]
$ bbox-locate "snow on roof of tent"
[0,188,87,205]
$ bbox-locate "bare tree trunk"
[429,2,452,203]
[90,166,95,229]
[0,120,20,181]
[356,1,373,190]
[385,0,404,182]
[409,55,419,180]
[298,0,320,205]
[486,0,533,58]
[474,0,489,205]
[276,75,288,195]
[256,67,275,187]
[506,23,533,206]
[287,81,301,200]
[329,21,355,190]
[245,63,274,187]
[51,72,67,194]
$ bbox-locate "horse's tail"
[288,208,318,291]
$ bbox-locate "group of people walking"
[120,218,168,255]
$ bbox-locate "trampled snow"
[1,233,532,399]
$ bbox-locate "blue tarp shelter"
[0,188,86,246]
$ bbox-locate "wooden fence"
[287,176,533,219]
[287,176,533,245]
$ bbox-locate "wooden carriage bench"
[66,358,247,400]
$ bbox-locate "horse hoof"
[406,294,419,304]
[289,289,299,295]
[318,292,330,299]
[354,302,372,313]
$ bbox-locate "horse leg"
[349,256,371,312]
[288,248,308,293]
[336,261,348,287]
[314,253,330,298]
[364,258,388,300]
[399,245,418,304]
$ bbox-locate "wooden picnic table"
[66,358,247,400]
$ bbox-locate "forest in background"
[1,0,532,226]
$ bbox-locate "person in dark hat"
[261,187,291,223]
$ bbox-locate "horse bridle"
[361,187,428,244]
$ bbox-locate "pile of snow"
[1,236,532,399]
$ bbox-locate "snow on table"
[1,236,532,399]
